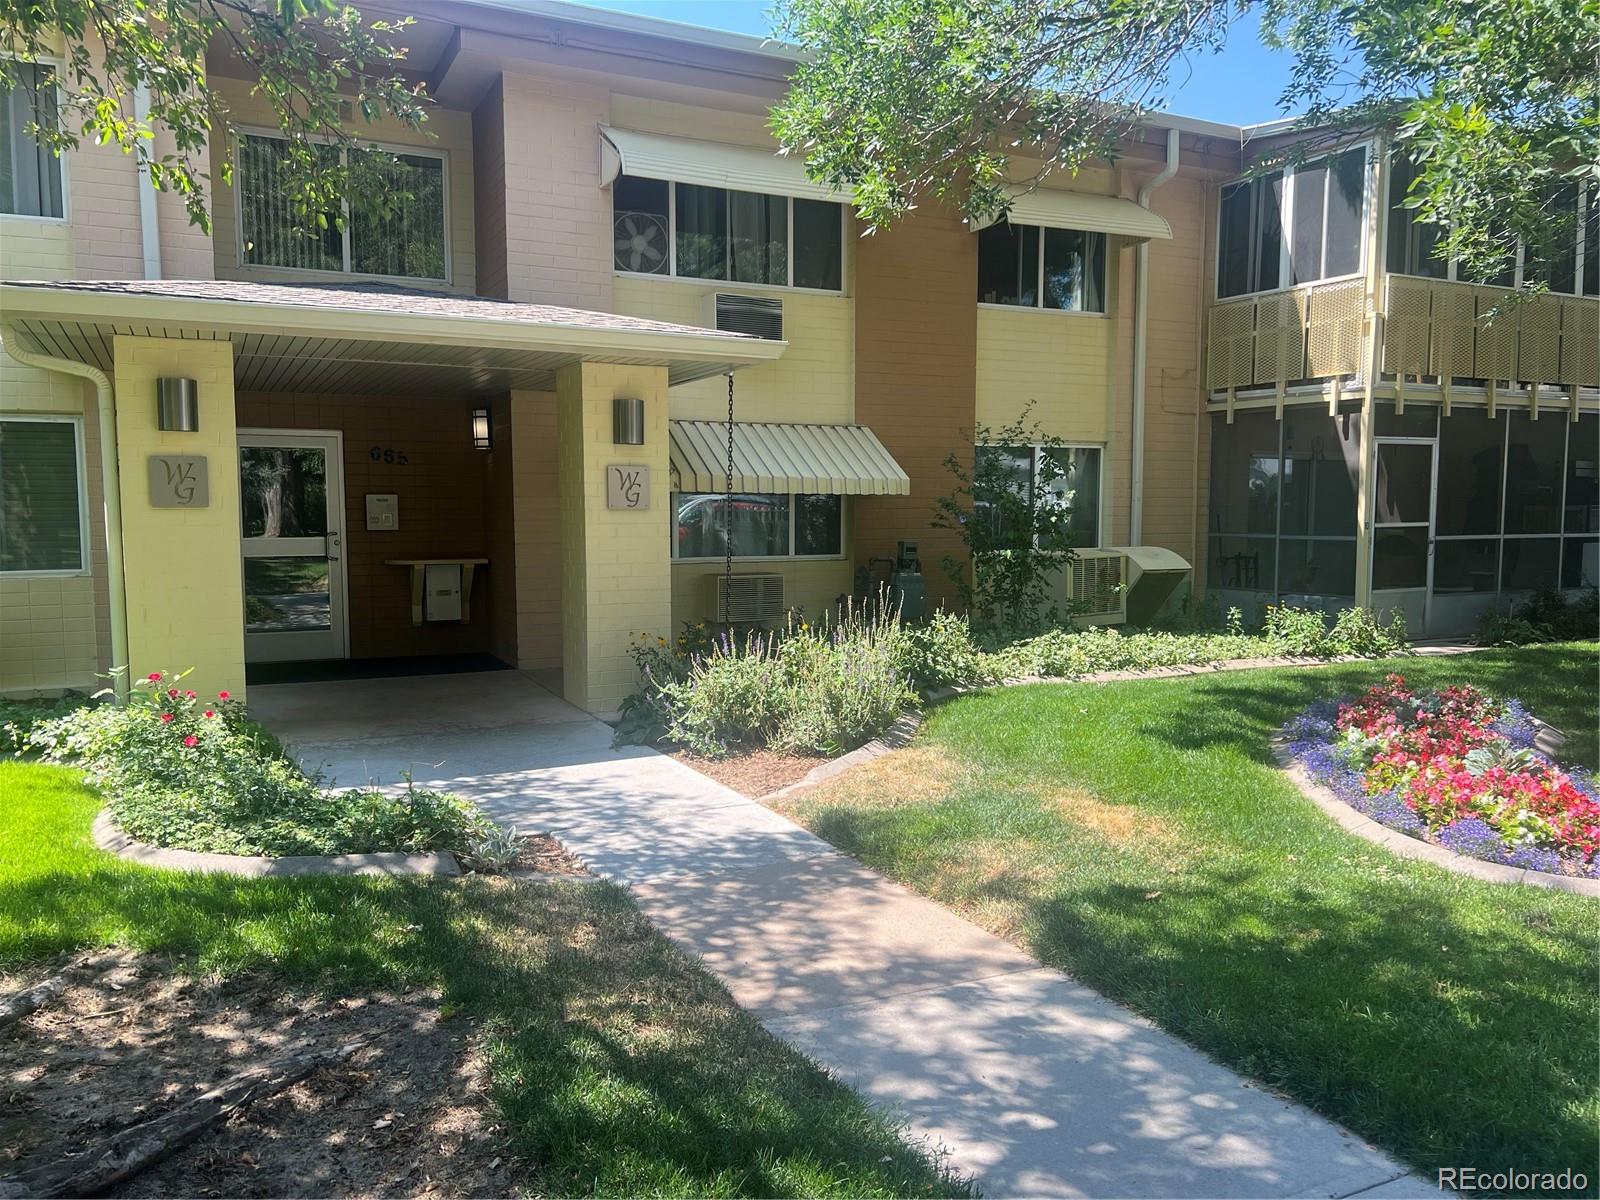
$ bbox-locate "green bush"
[902,611,993,690]
[27,670,498,858]
[1,691,94,754]
[1476,589,1598,646]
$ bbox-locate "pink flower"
[147,672,162,682]
[183,735,198,748]
[184,690,196,699]
[217,691,230,701]
[167,688,179,699]
[203,710,215,719]
[160,712,175,724]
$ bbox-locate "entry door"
[238,431,348,662]
[1369,438,1437,635]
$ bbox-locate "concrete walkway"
[253,671,1432,1199]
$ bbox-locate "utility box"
[365,493,399,530]
[423,563,463,622]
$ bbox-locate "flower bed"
[25,671,510,864]
[1283,674,1600,879]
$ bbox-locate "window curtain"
[675,182,727,280]
[239,135,342,271]
[0,421,81,572]
[729,190,786,285]
[350,151,446,280]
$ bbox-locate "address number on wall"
[369,446,409,465]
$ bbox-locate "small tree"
[932,407,1080,637]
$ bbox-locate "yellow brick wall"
[557,361,671,713]
[613,278,856,425]
[506,390,562,670]
[112,336,246,699]
[975,306,1116,443]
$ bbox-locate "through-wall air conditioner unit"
[711,293,784,340]
[1063,549,1127,625]
[706,572,785,623]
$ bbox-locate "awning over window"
[670,420,910,495]
[600,125,851,203]
[972,189,1172,241]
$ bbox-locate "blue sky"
[575,1,1298,124]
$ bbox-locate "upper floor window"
[0,416,85,574]
[1217,146,1367,298]
[613,174,843,291]
[977,222,1106,312]
[1386,156,1598,295]
[237,132,447,281]
[1,62,64,219]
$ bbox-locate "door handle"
[326,531,342,562]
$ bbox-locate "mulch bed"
[668,749,826,799]
[1,955,519,1198]
[508,833,590,876]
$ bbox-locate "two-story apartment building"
[2,0,1596,712]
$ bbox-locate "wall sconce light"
[613,396,645,445]
[471,406,492,451]
[156,378,199,432]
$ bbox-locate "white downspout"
[1,324,130,697]
[134,84,161,279]
[1130,127,1181,545]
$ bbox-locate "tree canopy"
[771,0,1600,286]
[0,0,427,231]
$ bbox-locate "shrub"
[901,610,992,690]
[1475,589,1598,646]
[28,670,497,858]
[1,691,95,755]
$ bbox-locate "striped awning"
[669,420,910,495]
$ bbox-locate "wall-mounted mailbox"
[366,493,399,530]
[424,563,463,622]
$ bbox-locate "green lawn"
[0,763,966,1199]
[777,642,1600,1192]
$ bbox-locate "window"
[1,61,64,218]
[238,133,447,281]
[0,417,85,573]
[973,444,1102,548]
[1209,409,1361,600]
[672,492,844,559]
[977,222,1106,312]
[612,174,843,291]
[1217,146,1367,298]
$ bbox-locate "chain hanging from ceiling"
[724,372,735,601]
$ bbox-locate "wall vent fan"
[614,210,670,275]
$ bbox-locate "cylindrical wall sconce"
[613,396,645,445]
[471,406,492,451]
[156,378,199,432]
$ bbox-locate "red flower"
[218,691,230,701]
[167,688,179,699]
[184,690,196,699]
[147,672,162,681]
[160,712,175,724]
[203,710,215,719]
[183,735,198,748]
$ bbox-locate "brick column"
[556,361,670,713]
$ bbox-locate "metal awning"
[670,419,909,495]
[972,189,1172,241]
[600,125,851,203]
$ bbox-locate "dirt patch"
[1,955,519,1198]
[670,749,827,799]
[508,832,590,876]
[1034,784,1175,845]
[770,746,962,813]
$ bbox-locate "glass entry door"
[238,431,348,662]
[1370,438,1437,635]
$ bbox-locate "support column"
[556,361,670,714]
[111,336,245,698]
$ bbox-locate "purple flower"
[1436,817,1509,862]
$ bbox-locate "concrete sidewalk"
[257,671,1432,1199]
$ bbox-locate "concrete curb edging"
[91,809,462,878]
[1270,742,1600,897]
[756,643,1487,804]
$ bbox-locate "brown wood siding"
[852,208,978,610]
[235,393,495,659]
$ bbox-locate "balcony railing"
[1206,278,1367,393]
[1206,275,1600,397]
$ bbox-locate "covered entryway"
[0,278,785,712]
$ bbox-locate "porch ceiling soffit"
[0,280,785,396]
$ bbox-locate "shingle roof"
[0,278,757,341]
